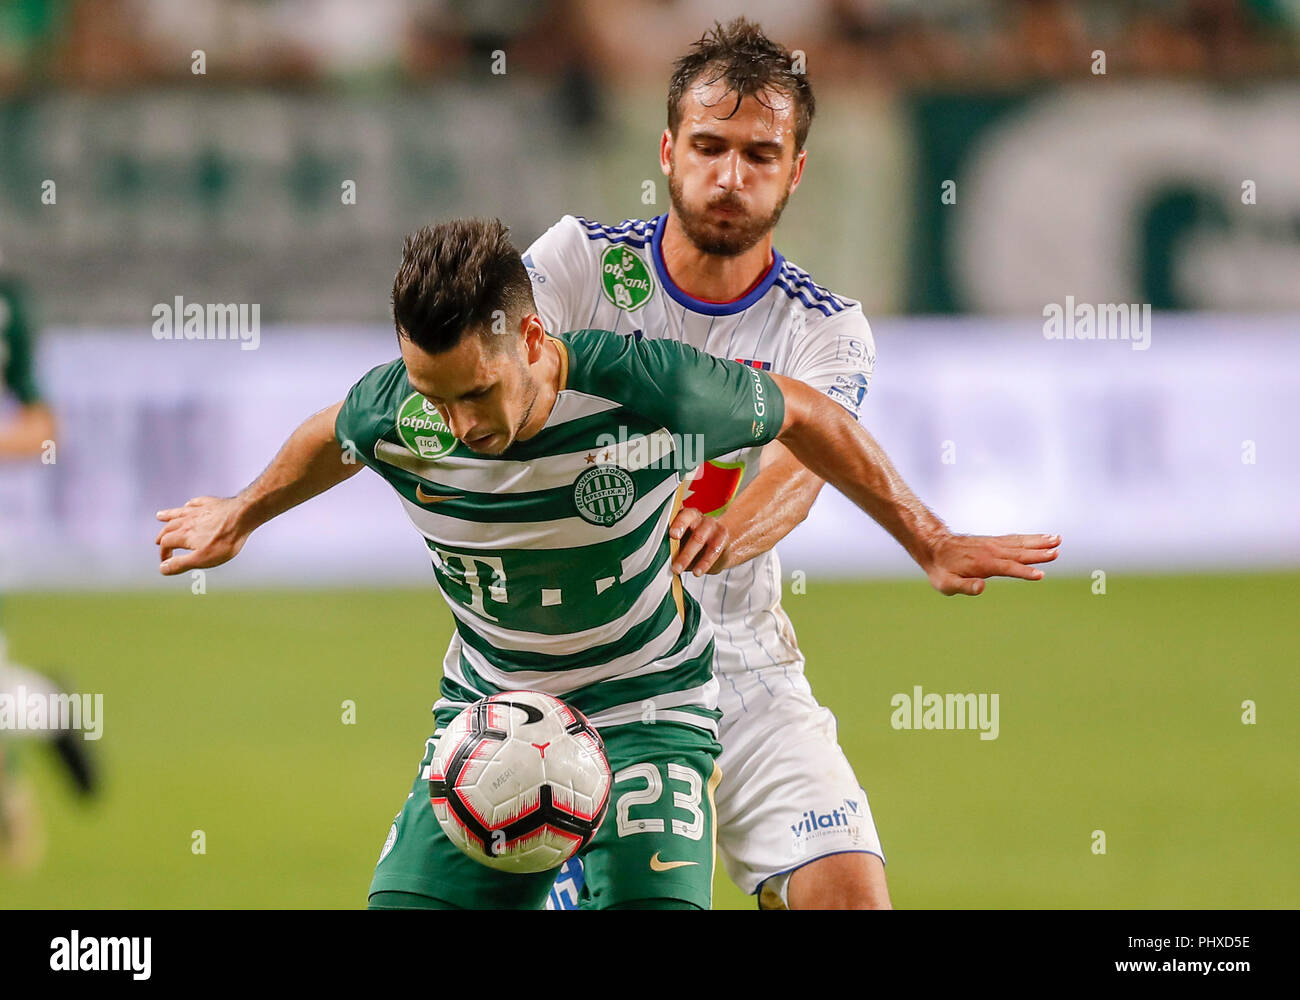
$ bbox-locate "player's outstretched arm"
[0,402,56,459]
[771,374,1060,596]
[670,440,824,576]
[155,401,361,576]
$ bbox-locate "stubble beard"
[667,161,793,257]
[490,364,538,455]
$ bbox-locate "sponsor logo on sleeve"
[748,366,770,438]
[835,336,874,366]
[825,372,870,417]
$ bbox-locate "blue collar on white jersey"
[649,213,786,317]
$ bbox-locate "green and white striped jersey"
[334,328,784,735]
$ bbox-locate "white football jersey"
[523,214,876,681]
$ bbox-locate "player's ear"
[659,129,673,176]
[521,313,546,363]
[789,148,807,194]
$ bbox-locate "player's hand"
[924,532,1060,596]
[155,496,252,576]
[669,507,731,576]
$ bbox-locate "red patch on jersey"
[683,461,745,516]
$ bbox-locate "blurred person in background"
[405,0,608,131]
[0,0,65,91]
[0,247,98,872]
[4,0,1294,94]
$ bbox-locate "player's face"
[663,80,806,256]
[399,323,540,456]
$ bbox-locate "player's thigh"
[714,672,885,899]
[578,721,721,910]
[783,850,891,910]
[367,726,555,910]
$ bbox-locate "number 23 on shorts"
[612,761,719,879]
[581,745,720,908]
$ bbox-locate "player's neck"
[659,211,775,303]
[516,338,563,442]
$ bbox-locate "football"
[428,691,612,873]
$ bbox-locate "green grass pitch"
[2,572,1296,909]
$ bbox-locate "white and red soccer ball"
[428,691,612,873]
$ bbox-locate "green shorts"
[368,713,722,909]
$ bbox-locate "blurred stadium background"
[1,0,1297,908]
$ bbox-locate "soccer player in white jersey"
[538,18,1024,909]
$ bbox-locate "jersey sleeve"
[522,215,599,337]
[566,330,784,463]
[1,281,43,405]
[334,359,405,469]
[785,306,876,420]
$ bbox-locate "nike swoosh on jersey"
[649,852,699,872]
[415,486,463,504]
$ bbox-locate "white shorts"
[714,662,885,902]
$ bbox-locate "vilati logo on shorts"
[573,465,636,526]
[790,801,865,840]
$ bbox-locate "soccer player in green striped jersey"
[155,218,1058,909]
[0,271,53,458]
[2,263,98,871]
[0,266,54,870]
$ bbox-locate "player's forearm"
[714,442,824,571]
[234,402,359,532]
[0,404,55,459]
[773,374,947,571]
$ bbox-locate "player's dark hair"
[392,218,535,354]
[667,17,816,153]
